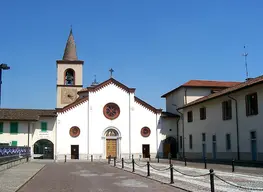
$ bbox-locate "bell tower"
[56,28,84,108]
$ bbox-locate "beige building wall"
[56,62,83,108]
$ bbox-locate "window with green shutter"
[0,122,3,134]
[11,141,17,146]
[41,122,47,132]
[10,122,18,134]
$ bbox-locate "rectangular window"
[180,136,182,149]
[41,122,47,132]
[11,141,17,146]
[226,134,231,150]
[187,111,193,122]
[189,135,193,149]
[10,122,18,134]
[246,93,258,116]
[202,133,206,142]
[0,122,3,134]
[222,100,232,120]
[200,107,206,120]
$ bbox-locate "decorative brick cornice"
[134,97,162,114]
[56,96,88,113]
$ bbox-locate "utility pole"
[0,63,10,107]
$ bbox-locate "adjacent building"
[161,76,263,161]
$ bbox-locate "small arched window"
[64,69,75,85]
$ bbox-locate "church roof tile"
[178,75,263,109]
[0,109,57,121]
[62,28,78,61]
[161,80,241,98]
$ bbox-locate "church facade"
[53,29,166,160]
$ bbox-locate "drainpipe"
[176,117,180,157]
[27,122,30,161]
[172,104,185,159]
[227,95,240,161]
[156,113,158,157]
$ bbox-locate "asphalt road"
[18,162,184,192]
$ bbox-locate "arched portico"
[101,127,121,159]
[33,139,54,159]
[163,137,177,158]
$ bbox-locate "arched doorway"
[163,137,177,158]
[102,128,121,159]
[33,139,54,159]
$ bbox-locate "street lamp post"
[0,63,10,107]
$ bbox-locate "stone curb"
[110,164,192,192]
[15,164,47,192]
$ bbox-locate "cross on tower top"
[109,68,114,78]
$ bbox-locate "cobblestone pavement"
[0,162,45,192]
[17,162,184,192]
[115,160,263,192]
[140,159,263,176]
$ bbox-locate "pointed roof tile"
[63,29,78,61]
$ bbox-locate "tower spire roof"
[63,27,78,61]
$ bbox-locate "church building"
[55,29,164,160]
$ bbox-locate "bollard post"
[170,164,174,184]
[91,155,93,162]
[114,157,116,167]
[209,169,215,192]
[232,159,235,172]
[204,157,207,169]
[168,153,172,164]
[108,155,111,164]
[147,161,150,176]
[122,158,124,168]
[184,157,187,166]
[132,159,135,172]
[132,154,134,160]
[64,155,66,163]
[26,155,29,162]
[157,155,159,163]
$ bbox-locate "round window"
[141,127,151,137]
[103,102,120,120]
[69,126,80,138]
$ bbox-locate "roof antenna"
[242,45,249,80]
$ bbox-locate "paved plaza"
[15,161,183,192]
[1,160,263,192]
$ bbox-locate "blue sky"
[1,0,263,110]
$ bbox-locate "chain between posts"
[110,158,262,192]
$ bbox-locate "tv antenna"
[242,45,249,80]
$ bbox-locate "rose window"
[69,126,80,138]
[141,127,151,137]
[103,103,120,120]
